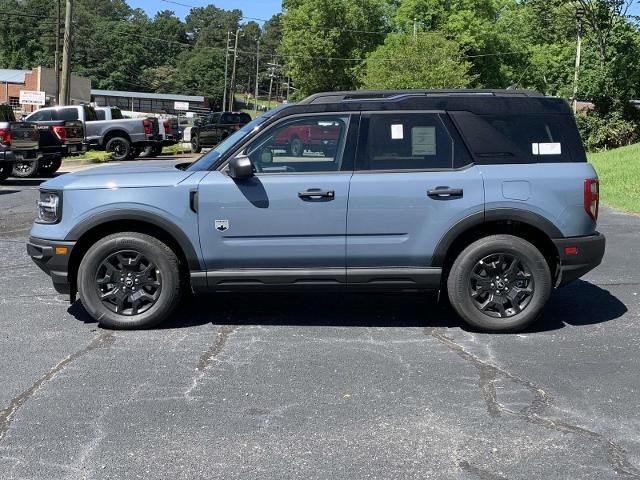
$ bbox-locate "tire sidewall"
[191,135,201,153]
[0,163,12,181]
[12,159,39,178]
[291,137,303,157]
[78,234,180,329]
[447,235,551,332]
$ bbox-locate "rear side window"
[52,108,78,121]
[221,113,251,125]
[358,113,470,171]
[95,110,106,120]
[450,112,586,163]
[27,109,52,121]
[111,108,123,120]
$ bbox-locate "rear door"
[346,111,485,288]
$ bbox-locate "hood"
[42,160,197,190]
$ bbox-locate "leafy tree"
[361,32,475,89]
[280,0,389,95]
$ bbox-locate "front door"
[346,112,485,287]
[197,113,358,287]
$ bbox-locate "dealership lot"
[0,166,639,479]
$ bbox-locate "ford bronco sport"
[28,90,605,332]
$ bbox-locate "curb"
[61,157,110,166]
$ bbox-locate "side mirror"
[228,156,254,179]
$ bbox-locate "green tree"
[280,0,389,95]
[361,32,475,89]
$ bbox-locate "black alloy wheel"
[95,250,162,316]
[469,253,534,318]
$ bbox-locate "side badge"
[215,220,229,232]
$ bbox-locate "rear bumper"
[27,236,75,295]
[0,150,16,163]
[13,148,41,161]
[553,232,606,287]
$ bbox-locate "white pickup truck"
[26,105,162,161]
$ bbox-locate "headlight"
[36,191,61,224]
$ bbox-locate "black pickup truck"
[188,111,252,153]
[0,105,40,182]
[12,109,87,178]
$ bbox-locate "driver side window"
[246,115,349,174]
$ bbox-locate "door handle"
[427,187,464,198]
[298,189,335,200]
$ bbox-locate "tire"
[446,234,552,333]
[106,137,132,162]
[290,136,304,157]
[77,232,183,329]
[191,135,202,153]
[12,159,39,178]
[38,156,63,176]
[127,146,141,160]
[0,163,12,182]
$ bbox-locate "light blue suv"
[28,90,606,332]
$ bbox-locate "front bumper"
[27,237,76,295]
[553,232,606,287]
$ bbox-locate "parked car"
[13,110,87,178]
[26,105,162,162]
[273,120,341,157]
[139,116,179,158]
[28,89,605,332]
[0,104,40,181]
[186,111,252,153]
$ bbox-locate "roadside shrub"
[576,111,640,151]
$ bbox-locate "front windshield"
[187,115,270,171]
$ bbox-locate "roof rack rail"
[299,89,544,105]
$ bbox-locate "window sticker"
[391,124,404,140]
[532,142,562,155]
[412,126,436,156]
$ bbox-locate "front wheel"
[446,234,552,332]
[12,159,39,178]
[191,135,202,153]
[77,232,183,329]
[290,137,304,157]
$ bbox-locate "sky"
[129,0,640,22]
[128,0,282,22]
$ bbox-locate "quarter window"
[246,116,350,173]
[359,113,456,171]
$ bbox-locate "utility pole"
[572,10,584,114]
[413,18,417,38]
[222,31,231,112]
[267,69,274,110]
[228,28,241,111]
[254,41,260,116]
[54,0,61,105]
[59,0,73,106]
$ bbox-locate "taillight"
[52,125,66,141]
[0,127,12,146]
[163,120,171,135]
[584,178,599,222]
[143,119,152,135]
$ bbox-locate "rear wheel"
[106,137,132,162]
[446,234,552,332]
[12,159,39,178]
[0,163,12,182]
[77,232,182,329]
[290,136,304,157]
[38,156,63,176]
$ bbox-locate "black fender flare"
[65,209,202,271]
[431,208,563,267]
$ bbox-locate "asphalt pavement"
[0,162,639,479]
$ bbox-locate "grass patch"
[588,143,640,213]
[65,150,111,162]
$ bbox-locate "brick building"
[0,66,91,116]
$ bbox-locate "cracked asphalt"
[0,164,639,479]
